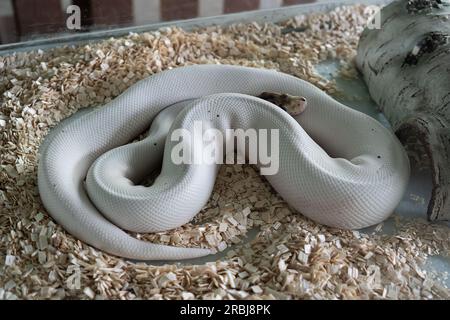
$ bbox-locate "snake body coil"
[38,65,410,260]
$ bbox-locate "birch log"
[356,0,450,220]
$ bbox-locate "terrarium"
[0,0,449,301]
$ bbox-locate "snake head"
[258,92,307,117]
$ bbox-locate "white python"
[38,64,410,260]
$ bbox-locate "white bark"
[356,0,450,220]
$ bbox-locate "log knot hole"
[403,32,449,66]
[406,0,448,14]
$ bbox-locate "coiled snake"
[38,65,410,260]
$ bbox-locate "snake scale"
[38,65,410,260]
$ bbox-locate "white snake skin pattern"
[38,65,410,260]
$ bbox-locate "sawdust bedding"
[0,5,449,300]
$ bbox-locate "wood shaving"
[0,5,449,300]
